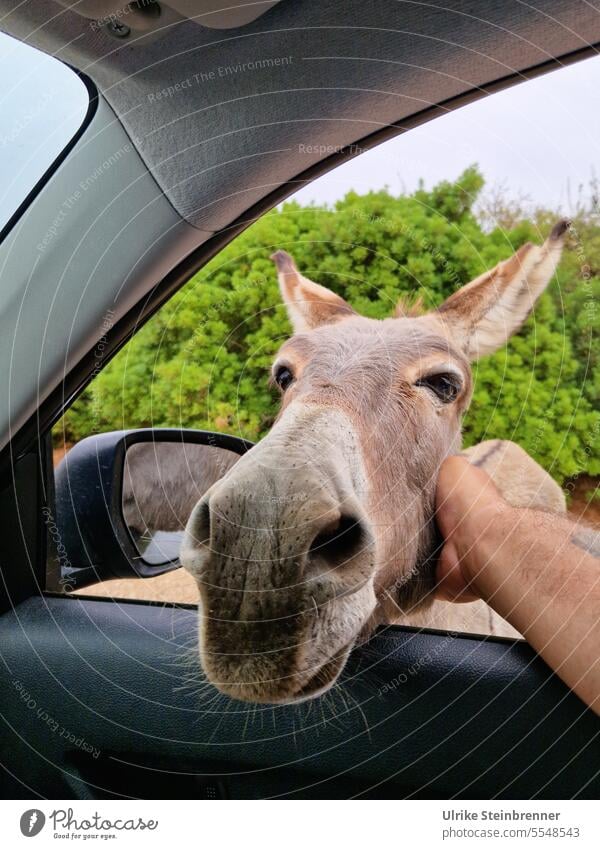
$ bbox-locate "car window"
[51,57,600,629]
[0,32,89,234]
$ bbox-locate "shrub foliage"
[61,167,599,485]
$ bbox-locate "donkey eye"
[274,365,294,391]
[416,372,462,403]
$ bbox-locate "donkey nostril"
[190,498,211,546]
[310,514,364,564]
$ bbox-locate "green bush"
[60,167,599,486]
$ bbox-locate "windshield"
[0,31,89,233]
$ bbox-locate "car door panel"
[1,596,597,799]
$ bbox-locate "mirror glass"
[122,441,240,566]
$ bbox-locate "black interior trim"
[0,446,45,612]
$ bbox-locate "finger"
[435,455,501,538]
[434,541,481,603]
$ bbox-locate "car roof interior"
[5,0,600,233]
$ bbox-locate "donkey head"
[181,221,567,703]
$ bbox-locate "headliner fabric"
[1,1,600,232]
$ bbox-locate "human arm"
[435,456,600,713]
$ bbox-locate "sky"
[1,29,599,229]
[293,54,600,215]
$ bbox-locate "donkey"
[181,221,569,704]
[122,441,239,538]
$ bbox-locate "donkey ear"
[434,220,569,359]
[271,250,356,332]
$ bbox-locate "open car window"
[50,56,600,635]
[0,32,89,236]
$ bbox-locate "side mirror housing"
[51,428,253,592]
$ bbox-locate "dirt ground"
[77,567,201,604]
[52,445,599,605]
[53,444,70,465]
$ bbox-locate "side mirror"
[51,429,253,592]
